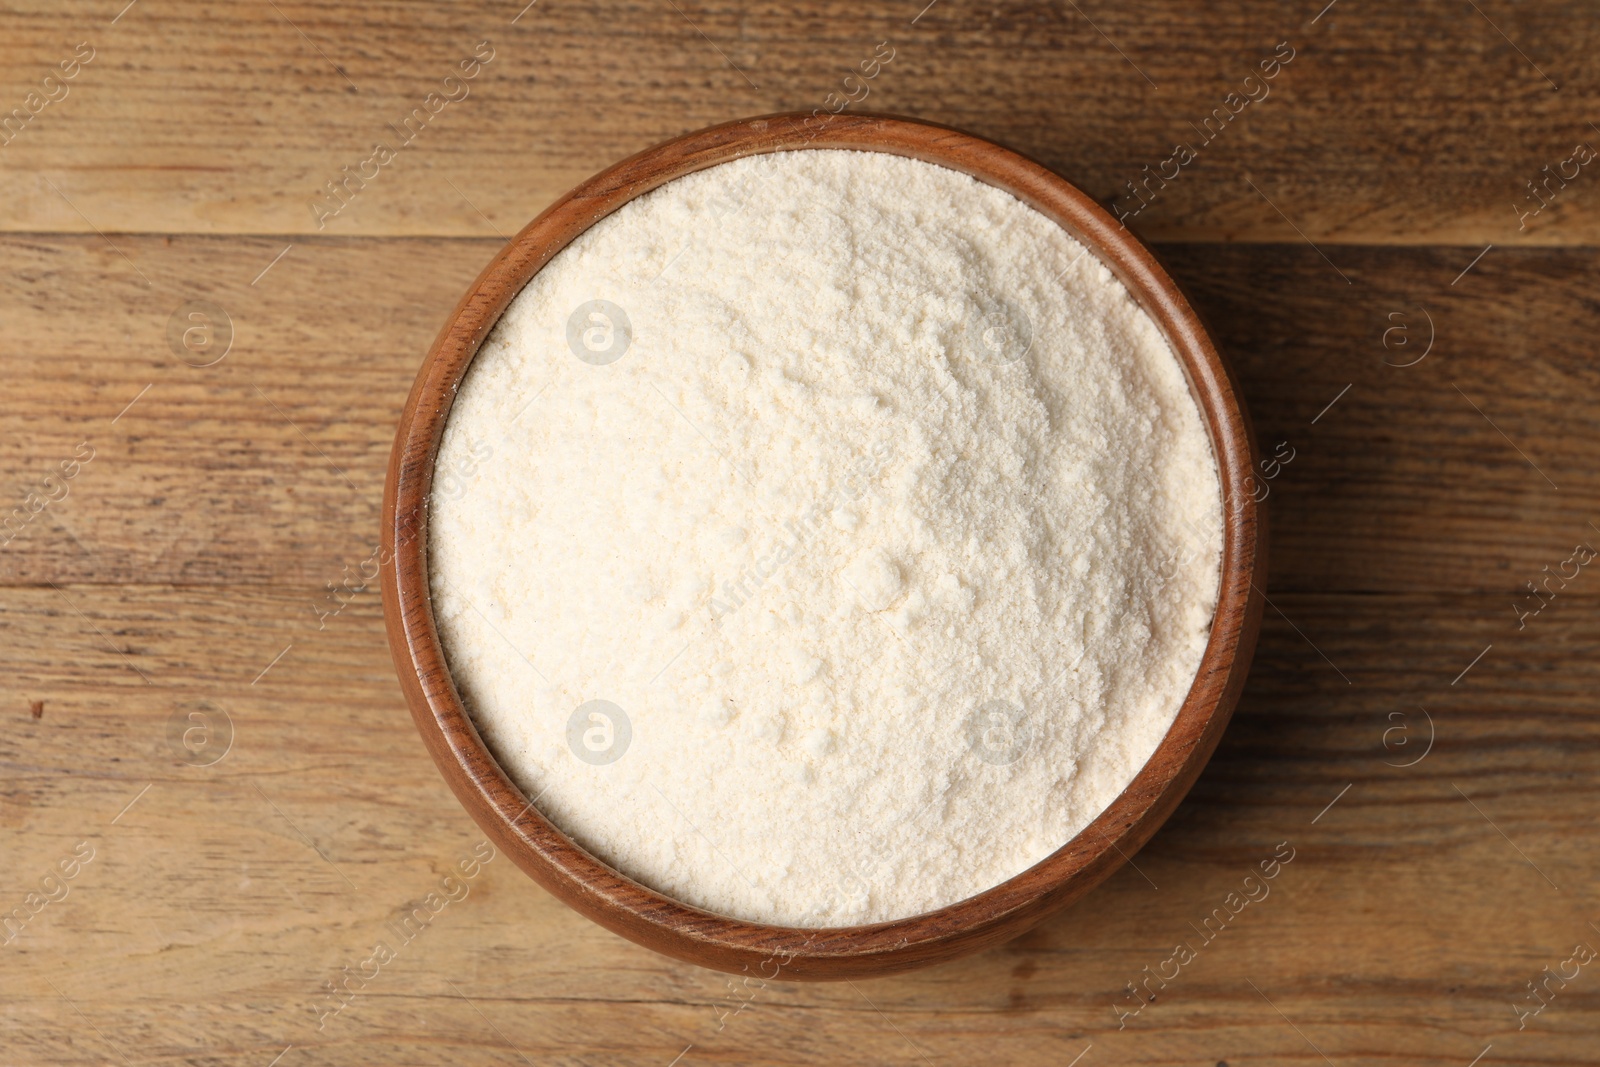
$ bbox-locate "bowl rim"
[381,110,1265,981]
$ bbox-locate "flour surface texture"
[429,149,1223,926]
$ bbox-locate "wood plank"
[2,1,1598,243]
[0,233,471,589]
[2,236,1593,595]
[3,586,1597,1064]
[1161,241,1600,597]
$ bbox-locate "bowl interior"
[380,111,1264,980]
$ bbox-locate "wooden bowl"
[381,112,1265,981]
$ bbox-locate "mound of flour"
[428,149,1221,927]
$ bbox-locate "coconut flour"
[428,149,1222,927]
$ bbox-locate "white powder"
[428,149,1222,927]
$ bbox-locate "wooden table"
[4,2,1598,1063]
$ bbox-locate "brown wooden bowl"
[381,112,1265,981]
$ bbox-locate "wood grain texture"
[3,0,1599,1060]
[2,1,1600,243]
[0,237,1590,594]
[5,590,1599,1064]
